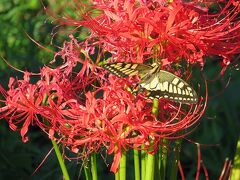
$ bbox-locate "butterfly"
[102,62,198,104]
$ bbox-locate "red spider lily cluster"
[59,0,240,67]
[0,0,239,173]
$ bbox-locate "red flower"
[0,37,207,172]
[55,0,239,69]
[2,0,239,174]
[0,37,96,142]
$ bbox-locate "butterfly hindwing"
[140,70,198,103]
[103,62,198,104]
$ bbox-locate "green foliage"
[0,0,54,82]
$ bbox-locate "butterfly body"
[103,62,198,104]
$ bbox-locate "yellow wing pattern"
[102,62,198,104]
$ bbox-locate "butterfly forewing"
[102,62,153,78]
[103,62,198,104]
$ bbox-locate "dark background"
[0,1,239,179]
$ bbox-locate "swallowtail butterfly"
[102,62,198,104]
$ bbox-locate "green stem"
[51,140,70,180]
[145,153,155,180]
[160,139,168,180]
[151,99,159,116]
[91,153,98,180]
[84,165,92,180]
[119,151,127,180]
[141,148,146,180]
[151,99,169,179]
[42,96,70,180]
[147,98,158,180]
[154,149,160,179]
[231,137,240,179]
[42,94,48,104]
[115,170,120,180]
[134,149,140,180]
[169,139,182,180]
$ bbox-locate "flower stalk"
[51,140,70,180]
[141,148,146,180]
[119,150,127,180]
[91,153,98,180]
[115,170,120,180]
[160,139,168,180]
[134,149,140,180]
[145,98,157,180]
[169,139,182,180]
[84,164,92,180]
[231,138,240,179]
[145,154,155,180]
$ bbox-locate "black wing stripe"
[148,90,198,103]
[102,62,198,104]
[139,72,198,103]
[103,63,142,77]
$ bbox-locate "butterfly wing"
[103,62,198,104]
[139,70,198,104]
[102,62,153,78]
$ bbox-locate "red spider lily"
[54,73,206,173]
[0,36,207,173]
[54,0,240,70]
[3,0,239,175]
[0,37,96,142]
